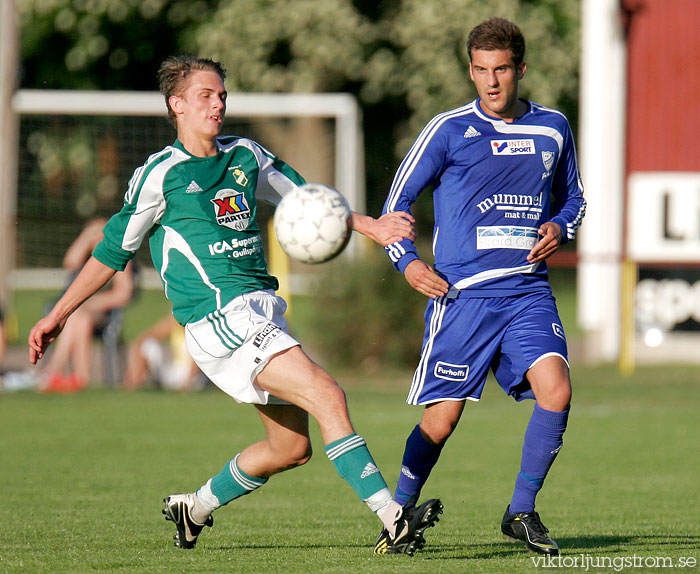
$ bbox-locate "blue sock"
[395,424,444,507]
[509,403,569,514]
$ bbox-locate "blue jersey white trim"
[385,102,476,213]
[383,98,586,296]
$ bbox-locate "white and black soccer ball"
[273,183,353,264]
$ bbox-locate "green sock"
[198,453,267,509]
[325,434,389,501]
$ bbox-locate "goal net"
[10,89,364,292]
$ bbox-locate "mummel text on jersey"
[383,99,586,296]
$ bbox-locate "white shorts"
[184,290,299,404]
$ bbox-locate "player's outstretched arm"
[404,259,449,299]
[527,221,562,263]
[351,211,416,246]
[28,257,117,364]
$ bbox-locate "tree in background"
[19,0,579,208]
[192,0,376,94]
[361,0,580,152]
[194,0,579,212]
[18,0,216,90]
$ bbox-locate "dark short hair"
[467,18,526,66]
[157,55,227,127]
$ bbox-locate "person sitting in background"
[122,313,206,392]
[40,218,135,392]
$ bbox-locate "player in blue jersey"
[375,18,586,556]
[28,55,442,555]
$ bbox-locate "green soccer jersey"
[93,136,305,325]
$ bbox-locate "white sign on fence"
[628,172,700,262]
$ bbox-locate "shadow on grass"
[558,534,700,553]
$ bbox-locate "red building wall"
[624,0,700,172]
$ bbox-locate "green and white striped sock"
[325,434,391,505]
[195,453,267,519]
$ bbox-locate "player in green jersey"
[28,55,442,554]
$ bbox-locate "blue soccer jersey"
[383,98,586,296]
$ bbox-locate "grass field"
[1,364,698,574]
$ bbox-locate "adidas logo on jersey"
[186,180,204,193]
[463,125,482,138]
[360,462,379,479]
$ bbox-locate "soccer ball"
[273,183,353,264]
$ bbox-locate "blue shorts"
[407,290,568,405]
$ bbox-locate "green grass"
[1,365,699,573]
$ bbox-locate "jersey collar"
[473,98,532,124]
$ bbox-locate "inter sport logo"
[491,139,536,155]
[211,189,251,231]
